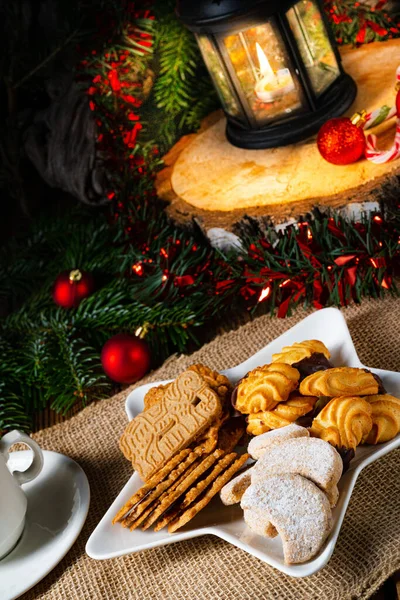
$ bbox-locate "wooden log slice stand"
[156,39,400,235]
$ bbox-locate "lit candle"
[255,43,295,103]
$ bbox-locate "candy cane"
[364,104,397,130]
[364,66,400,164]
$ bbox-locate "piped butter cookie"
[272,340,330,365]
[310,396,373,449]
[363,394,400,444]
[234,364,300,415]
[246,394,317,436]
[300,367,379,397]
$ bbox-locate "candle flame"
[255,42,275,80]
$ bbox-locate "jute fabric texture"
[25,297,400,600]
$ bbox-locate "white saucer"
[86,308,400,577]
[0,450,90,600]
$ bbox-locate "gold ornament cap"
[69,269,83,283]
[135,323,150,339]
[351,110,367,128]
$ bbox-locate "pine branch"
[0,390,32,434]
[49,328,110,414]
[0,339,32,433]
[150,13,216,150]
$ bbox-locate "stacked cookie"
[233,340,400,450]
[220,424,342,564]
[114,364,249,533]
[114,341,400,542]
[232,340,329,435]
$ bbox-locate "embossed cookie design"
[120,370,222,480]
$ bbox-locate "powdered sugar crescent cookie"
[252,437,342,496]
[310,396,373,449]
[242,507,278,538]
[326,484,339,508]
[246,394,317,436]
[235,364,300,415]
[241,475,333,564]
[219,468,253,505]
[300,367,379,397]
[272,340,330,365]
[363,394,400,444]
[248,424,309,460]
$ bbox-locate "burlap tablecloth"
[25,297,400,600]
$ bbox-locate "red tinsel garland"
[129,208,399,319]
[237,212,399,318]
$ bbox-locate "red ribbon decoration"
[327,218,347,242]
[174,275,195,288]
[367,20,388,37]
[108,69,121,92]
[356,20,367,44]
[356,18,388,44]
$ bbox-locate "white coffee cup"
[0,430,44,560]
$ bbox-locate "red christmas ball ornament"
[52,269,94,309]
[101,333,151,384]
[317,116,366,165]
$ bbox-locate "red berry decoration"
[52,270,94,309]
[101,334,151,384]
[317,117,366,165]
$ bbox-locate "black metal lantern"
[176,0,357,149]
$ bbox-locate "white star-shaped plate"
[86,308,400,577]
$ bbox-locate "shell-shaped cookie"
[246,394,317,436]
[235,363,300,415]
[272,340,330,365]
[241,475,333,564]
[248,423,309,460]
[363,394,400,444]
[310,396,373,450]
[252,436,342,493]
[300,367,379,397]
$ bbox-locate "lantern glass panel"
[196,34,243,120]
[287,0,340,97]
[222,20,307,127]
